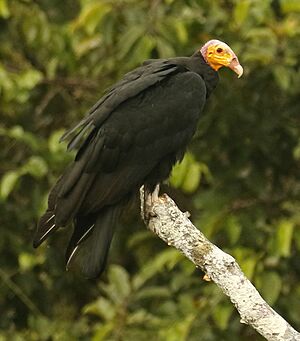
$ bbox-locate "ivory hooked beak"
[229,58,243,78]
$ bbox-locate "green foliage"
[0,0,300,340]
[170,152,212,193]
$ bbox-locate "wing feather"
[60,62,181,150]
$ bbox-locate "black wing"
[57,71,207,216]
[60,61,181,151]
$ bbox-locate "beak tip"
[235,65,244,78]
[228,58,243,78]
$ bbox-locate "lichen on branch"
[140,188,300,341]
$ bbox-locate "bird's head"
[200,39,243,78]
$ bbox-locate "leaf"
[169,156,189,188]
[92,323,114,341]
[124,35,155,69]
[0,171,20,200]
[181,162,201,193]
[71,2,112,35]
[134,286,171,300]
[159,314,195,341]
[232,248,258,279]
[127,309,160,325]
[240,258,257,280]
[0,125,42,151]
[280,0,300,13]
[46,58,59,79]
[170,152,211,193]
[174,21,188,44]
[19,252,45,271]
[234,0,250,26]
[0,0,9,18]
[225,215,241,245]
[256,271,282,305]
[273,66,291,90]
[107,265,131,301]
[178,293,196,315]
[293,141,300,160]
[22,156,48,179]
[118,25,146,59]
[83,297,116,320]
[132,249,183,290]
[274,219,295,257]
[127,230,154,249]
[156,37,176,58]
[48,129,67,154]
[74,35,102,57]
[212,303,233,330]
[18,69,43,90]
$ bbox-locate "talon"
[151,184,160,202]
[141,184,160,223]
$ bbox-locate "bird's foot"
[141,184,160,224]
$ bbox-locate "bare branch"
[140,188,300,341]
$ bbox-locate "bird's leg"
[141,184,160,223]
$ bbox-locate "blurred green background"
[0,0,300,340]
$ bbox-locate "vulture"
[34,39,243,278]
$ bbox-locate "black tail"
[33,174,66,248]
[33,158,95,248]
[33,210,57,248]
[65,204,122,279]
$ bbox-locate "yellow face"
[201,40,243,78]
[206,43,235,71]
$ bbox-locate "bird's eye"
[216,48,223,53]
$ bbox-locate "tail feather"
[33,174,65,248]
[66,205,122,279]
[55,173,95,226]
[33,211,58,248]
[65,214,96,261]
[33,160,94,247]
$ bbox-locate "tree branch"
[140,188,300,341]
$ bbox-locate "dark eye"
[216,48,223,53]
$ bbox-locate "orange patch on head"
[201,40,243,77]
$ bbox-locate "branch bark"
[140,189,300,341]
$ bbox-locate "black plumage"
[34,51,219,278]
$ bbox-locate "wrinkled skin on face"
[200,39,243,78]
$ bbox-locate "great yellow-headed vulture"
[34,39,243,278]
